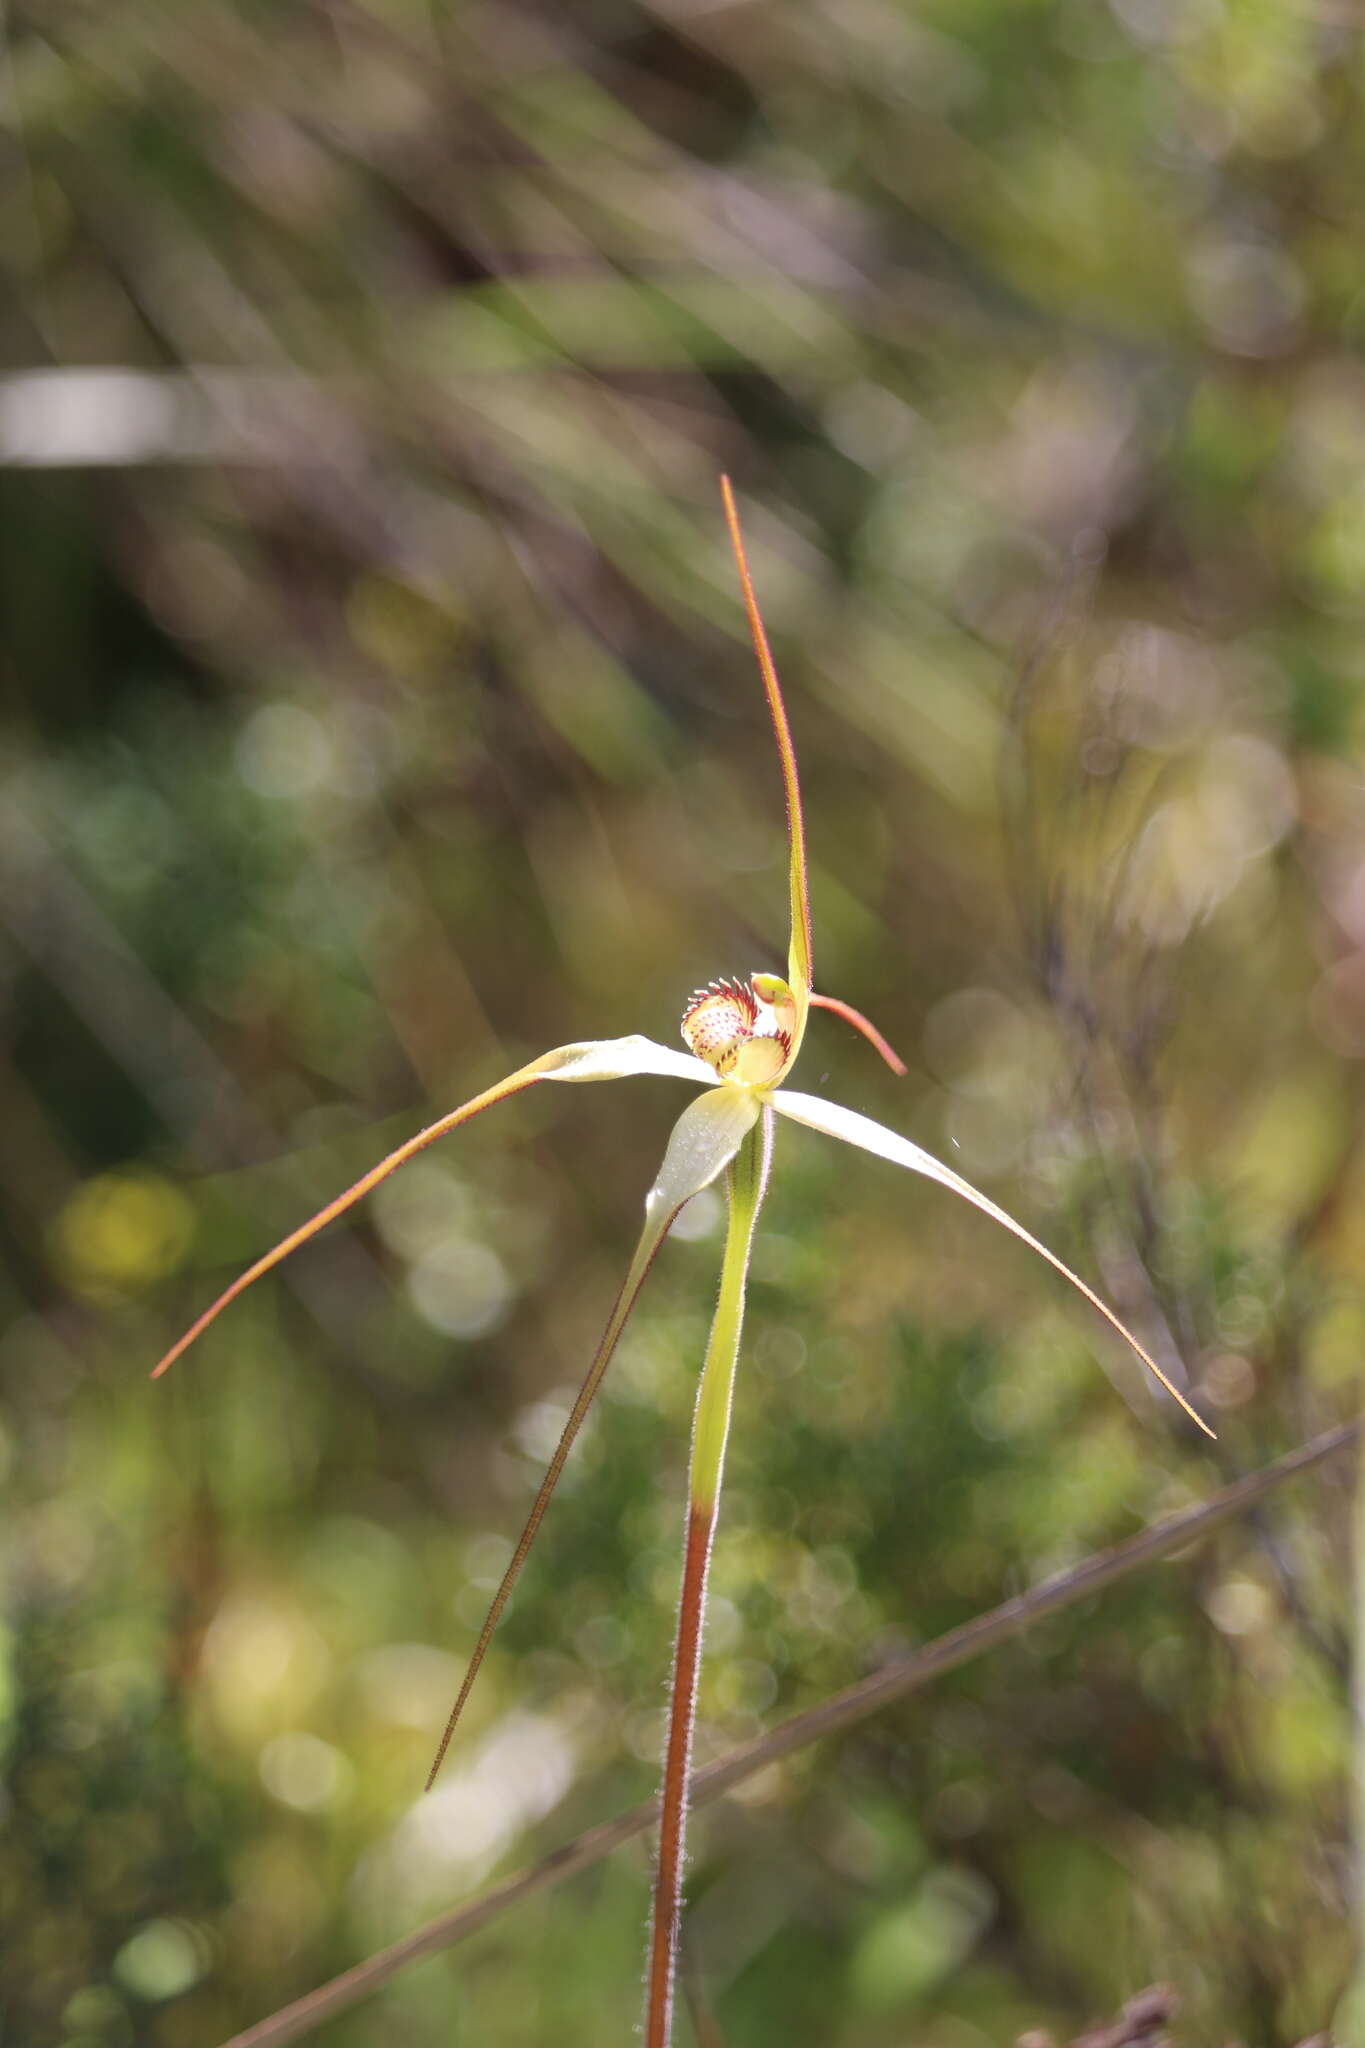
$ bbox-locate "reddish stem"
[646,1502,715,2048]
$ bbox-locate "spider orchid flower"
[152,476,1212,2048]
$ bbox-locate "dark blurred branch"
[1015,1980,1327,2048]
[1023,1982,1176,2048]
[1003,601,1350,1682]
[220,1417,1361,2048]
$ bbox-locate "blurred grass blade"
[770,1087,1213,1437]
[152,1036,714,1379]
[426,1082,761,1789]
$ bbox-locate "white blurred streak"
[358,1711,578,1908]
[1118,731,1297,945]
[0,367,336,466]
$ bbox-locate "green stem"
[645,1107,773,2048]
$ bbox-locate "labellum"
[681,975,794,1085]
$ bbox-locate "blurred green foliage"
[1,1,1361,2043]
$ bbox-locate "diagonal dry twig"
[221,1418,1359,2048]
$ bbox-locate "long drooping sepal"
[426,1083,761,1792]
[150,1036,714,1380]
[769,1089,1214,1438]
[645,1105,774,2048]
[720,476,813,1057]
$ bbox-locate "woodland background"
[1,2,1362,2044]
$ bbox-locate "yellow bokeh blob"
[52,1171,195,1299]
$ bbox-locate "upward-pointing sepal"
[721,478,813,1062]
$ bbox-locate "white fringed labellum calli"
[153,477,1213,2048]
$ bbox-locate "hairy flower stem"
[646,1107,773,2048]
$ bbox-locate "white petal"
[537,1035,716,1088]
[645,1085,762,1227]
[770,1088,1212,1436]
[772,1088,1010,1204]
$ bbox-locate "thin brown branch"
[220,1418,1360,2048]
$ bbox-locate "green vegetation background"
[0,3,1360,2043]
